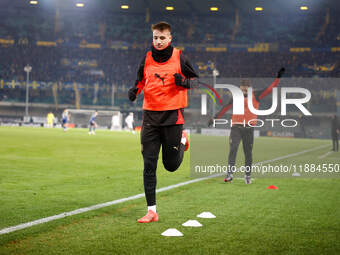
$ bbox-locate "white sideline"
[318,150,333,159]
[0,144,328,235]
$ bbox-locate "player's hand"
[128,87,138,102]
[276,67,285,78]
[174,73,190,88]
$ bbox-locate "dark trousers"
[228,125,254,176]
[141,124,185,206]
[332,134,339,152]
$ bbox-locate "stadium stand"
[0,1,339,138]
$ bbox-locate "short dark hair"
[151,22,171,32]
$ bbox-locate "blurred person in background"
[125,112,135,134]
[211,68,285,184]
[62,109,70,132]
[46,112,54,128]
[111,114,121,131]
[331,115,339,152]
[89,111,98,135]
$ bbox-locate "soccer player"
[111,114,121,131]
[62,109,70,132]
[46,112,54,128]
[125,112,135,134]
[212,68,285,184]
[128,21,198,223]
[89,111,98,135]
[331,115,339,152]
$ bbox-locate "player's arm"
[215,99,233,119]
[255,67,285,101]
[173,53,199,89]
[128,56,146,102]
[207,99,233,126]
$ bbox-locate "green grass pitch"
[0,127,339,254]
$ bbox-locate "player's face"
[153,29,172,50]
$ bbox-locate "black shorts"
[143,109,184,126]
[141,123,183,155]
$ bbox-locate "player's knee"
[143,156,158,173]
[163,160,180,172]
[143,168,156,177]
[244,150,252,158]
[144,163,157,173]
[229,148,238,156]
[229,142,239,150]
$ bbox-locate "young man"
[47,112,54,128]
[212,68,285,184]
[89,111,98,135]
[128,22,198,223]
[125,112,135,134]
[62,109,70,132]
[111,114,121,131]
[331,115,339,152]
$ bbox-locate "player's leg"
[226,126,242,182]
[92,123,96,135]
[242,127,254,184]
[129,124,135,134]
[336,134,339,152]
[138,124,161,223]
[161,124,185,172]
[332,136,336,151]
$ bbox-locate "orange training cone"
[267,185,278,190]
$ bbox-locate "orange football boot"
[137,210,159,223]
[182,131,189,151]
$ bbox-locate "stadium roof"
[2,0,339,14]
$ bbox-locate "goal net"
[66,109,122,129]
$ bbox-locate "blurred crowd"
[1,7,339,44]
[0,8,339,107]
[0,46,339,84]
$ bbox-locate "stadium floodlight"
[76,3,84,8]
[29,0,38,5]
[166,6,174,11]
[210,7,218,12]
[121,5,129,9]
[24,65,32,117]
[300,6,309,11]
[255,7,263,11]
[213,69,219,77]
